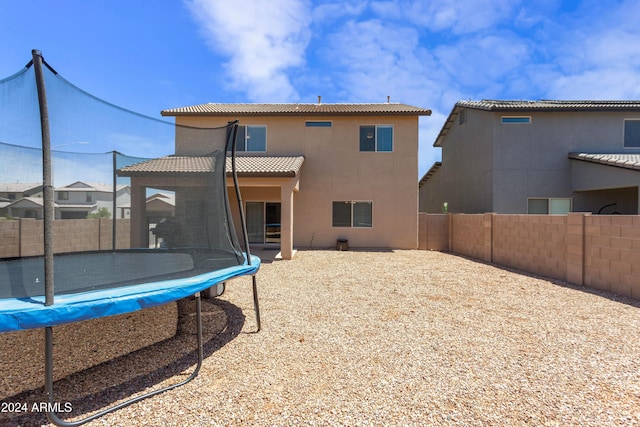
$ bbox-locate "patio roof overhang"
[569,153,640,192]
[117,155,304,178]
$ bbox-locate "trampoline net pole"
[32,49,55,306]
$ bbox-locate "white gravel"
[2,249,640,426]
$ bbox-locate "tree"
[88,207,111,219]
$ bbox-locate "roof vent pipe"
[387,95,390,103]
[317,95,321,105]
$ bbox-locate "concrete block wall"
[419,212,640,300]
[450,214,485,260]
[0,220,20,257]
[54,219,101,253]
[0,218,131,258]
[19,219,44,257]
[492,215,567,281]
[584,215,640,298]
[418,213,449,251]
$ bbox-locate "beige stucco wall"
[175,114,420,250]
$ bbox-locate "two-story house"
[2,181,130,219]
[0,183,42,217]
[120,102,431,259]
[420,100,640,214]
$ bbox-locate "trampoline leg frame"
[45,293,204,427]
[252,275,261,332]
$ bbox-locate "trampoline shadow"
[0,297,246,426]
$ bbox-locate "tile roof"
[434,99,640,147]
[118,155,304,178]
[568,153,640,171]
[418,162,442,187]
[456,100,640,111]
[0,183,43,193]
[162,103,431,116]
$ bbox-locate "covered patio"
[118,155,304,259]
[570,153,640,214]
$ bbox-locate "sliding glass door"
[246,202,281,244]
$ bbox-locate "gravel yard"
[2,249,640,426]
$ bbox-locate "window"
[359,125,393,152]
[305,121,332,127]
[332,201,373,227]
[624,119,640,148]
[236,125,266,152]
[58,191,68,201]
[86,192,92,202]
[501,116,531,124]
[527,198,571,214]
[458,109,467,125]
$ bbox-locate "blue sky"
[2,0,640,177]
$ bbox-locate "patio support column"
[130,182,146,248]
[280,177,299,260]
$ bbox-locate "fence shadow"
[446,251,640,309]
[0,297,246,426]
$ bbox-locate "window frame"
[305,121,332,127]
[501,116,531,124]
[623,118,640,148]
[359,125,393,152]
[236,125,267,152]
[458,109,467,126]
[332,200,373,228]
[527,197,572,214]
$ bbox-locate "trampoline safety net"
[0,52,247,301]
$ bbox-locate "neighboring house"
[3,181,131,219]
[120,101,431,259]
[0,182,43,201]
[55,181,131,219]
[0,196,9,217]
[145,192,176,248]
[420,100,640,214]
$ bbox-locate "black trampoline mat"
[0,250,242,299]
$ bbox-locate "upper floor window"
[58,191,69,201]
[236,125,266,152]
[305,121,332,127]
[501,116,531,124]
[86,192,92,202]
[359,125,393,152]
[458,109,467,125]
[624,119,640,148]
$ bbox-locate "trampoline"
[0,51,261,426]
[0,250,260,332]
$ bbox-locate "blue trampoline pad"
[0,251,260,332]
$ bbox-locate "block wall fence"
[0,218,130,258]
[419,213,640,300]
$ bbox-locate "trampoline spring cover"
[0,253,260,332]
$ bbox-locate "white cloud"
[322,19,442,102]
[539,0,640,100]
[185,0,312,101]
[385,0,521,34]
[312,0,367,22]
